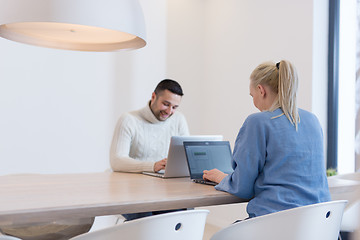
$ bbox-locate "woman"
[203,60,331,218]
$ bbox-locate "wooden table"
[328,176,360,209]
[0,172,358,227]
[0,172,244,227]
[328,177,360,194]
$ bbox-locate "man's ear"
[151,92,156,103]
[257,84,266,97]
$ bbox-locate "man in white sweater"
[110,79,189,220]
[110,79,189,173]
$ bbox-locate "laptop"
[142,135,223,178]
[183,141,233,186]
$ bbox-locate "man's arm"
[110,114,156,173]
[177,112,190,136]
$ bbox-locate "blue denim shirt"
[215,108,331,218]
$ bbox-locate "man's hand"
[154,158,167,172]
[203,169,228,183]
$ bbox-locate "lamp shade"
[0,0,146,51]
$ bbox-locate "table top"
[327,176,360,209]
[327,176,360,192]
[0,172,244,226]
[0,172,358,227]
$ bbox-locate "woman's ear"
[257,84,266,97]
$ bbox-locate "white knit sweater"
[110,103,189,173]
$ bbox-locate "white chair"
[210,200,347,240]
[70,209,209,240]
[329,172,360,232]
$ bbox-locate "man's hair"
[154,79,184,96]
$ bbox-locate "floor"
[202,222,223,240]
[197,203,248,240]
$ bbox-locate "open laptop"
[183,141,233,186]
[142,135,223,178]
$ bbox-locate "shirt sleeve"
[177,112,190,136]
[110,114,155,173]
[215,115,267,199]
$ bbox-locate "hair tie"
[276,62,280,69]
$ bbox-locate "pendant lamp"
[0,0,146,51]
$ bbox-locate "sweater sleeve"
[215,115,267,199]
[177,112,190,136]
[110,114,155,173]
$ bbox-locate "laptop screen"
[183,141,234,179]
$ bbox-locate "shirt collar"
[140,101,162,124]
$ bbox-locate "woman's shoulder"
[298,108,320,122]
[241,111,272,131]
[247,108,318,121]
[246,108,284,123]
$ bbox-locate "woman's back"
[245,108,331,217]
[215,108,331,218]
[208,60,331,219]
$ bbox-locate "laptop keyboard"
[193,179,217,186]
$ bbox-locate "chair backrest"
[70,209,209,240]
[210,200,347,240]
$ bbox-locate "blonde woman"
[203,60,331,218]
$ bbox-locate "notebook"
[183,141,234,186]
[142,135,223,178]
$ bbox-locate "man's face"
[150,89,182,121]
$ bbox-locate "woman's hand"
[203,169,228,183]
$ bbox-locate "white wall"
[167,0,314,147]
[0,42,115,174]
[0,1,326,176]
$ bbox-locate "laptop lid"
[162,135,223,178]
[183,141,233,180]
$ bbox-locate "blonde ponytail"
[277,60,299,130]
[250,60,300,130]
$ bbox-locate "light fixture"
[0,0,146,51]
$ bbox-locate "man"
[110,80,189,220]
[110,79,189,173]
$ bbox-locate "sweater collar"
[140,101,162,124]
